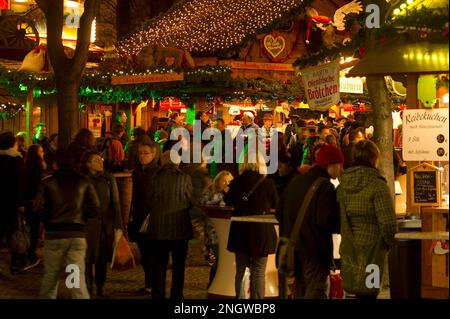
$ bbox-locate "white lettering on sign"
[340,77,364,94]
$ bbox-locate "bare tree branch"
[72,0,100,76]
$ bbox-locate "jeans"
[149,240,189,300]
[40,238,89,299]
[234,253,268,299]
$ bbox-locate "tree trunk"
[36,0,99,147]
[56,77,81,147]
[366,75,395,201]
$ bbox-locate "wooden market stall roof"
[117,0,349,56]
[348,40,449,76]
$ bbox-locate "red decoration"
[159,97,186,110]
[0,0,8,10]
[358,47,366,58]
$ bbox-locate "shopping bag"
[9,210,31,254]
[238,267,251,299]
[328,271,345,299]
[111,233,136,271]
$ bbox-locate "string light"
[117,0,306,56]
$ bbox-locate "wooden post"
[405,74,421,216]
[26,87,33,146]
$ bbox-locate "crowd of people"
[0,109,399,299]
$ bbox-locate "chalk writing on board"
[413,171,437,203]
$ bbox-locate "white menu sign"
[403,109,449,161]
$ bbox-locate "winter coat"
[34,169,100,239]
[276,166,340,267]
[85,172,122,264]
[225,170,279,256]
[128,160,160,241]
[336,165,397,294]
[146,164,193,241]
[0,149,25,223]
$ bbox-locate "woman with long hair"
[24,144,47,269]
[225,153,278,298]
[81,150,122,297]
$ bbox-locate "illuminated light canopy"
[117,0,308,56]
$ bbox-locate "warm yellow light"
[14,0,28,3]
[407,0,413,4]
[90,19,96,43]
[393,8,400,15]
[432,54,438,61]
[65,1,79,9]
[416,53,423,60]
[443,94,449,104]
[409,52,414,59]
[400,4,407,9]
[424,53,430,60]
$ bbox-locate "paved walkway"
[0,240,210,299]
[0,241,390,299]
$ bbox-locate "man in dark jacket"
[34,148,100,299]
[128,141,160,294]
[277,144,343,299]
[0,132,26,274]
[147,151,193,299]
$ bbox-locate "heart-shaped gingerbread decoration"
[263,34,286,58]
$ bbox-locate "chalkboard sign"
[411,166,441,206]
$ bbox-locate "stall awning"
[348,40,449,77]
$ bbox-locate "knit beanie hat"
[315,144,344,167]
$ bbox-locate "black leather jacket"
[35,169,100,239]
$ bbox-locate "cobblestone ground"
[0,239,210,299]
[0,240,390,299]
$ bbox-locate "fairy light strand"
[117,0,304,56]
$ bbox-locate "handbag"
[275,177,327,277]
[9,210,31,254]
[340,208,387,295]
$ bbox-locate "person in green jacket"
[337,140,397,299]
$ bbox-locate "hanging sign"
[88,113,102,138]
[301,60,340,111]
[340,77,364,94]
[402,109,449,161]
[263,34,286,58]
[111,73,184,85]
